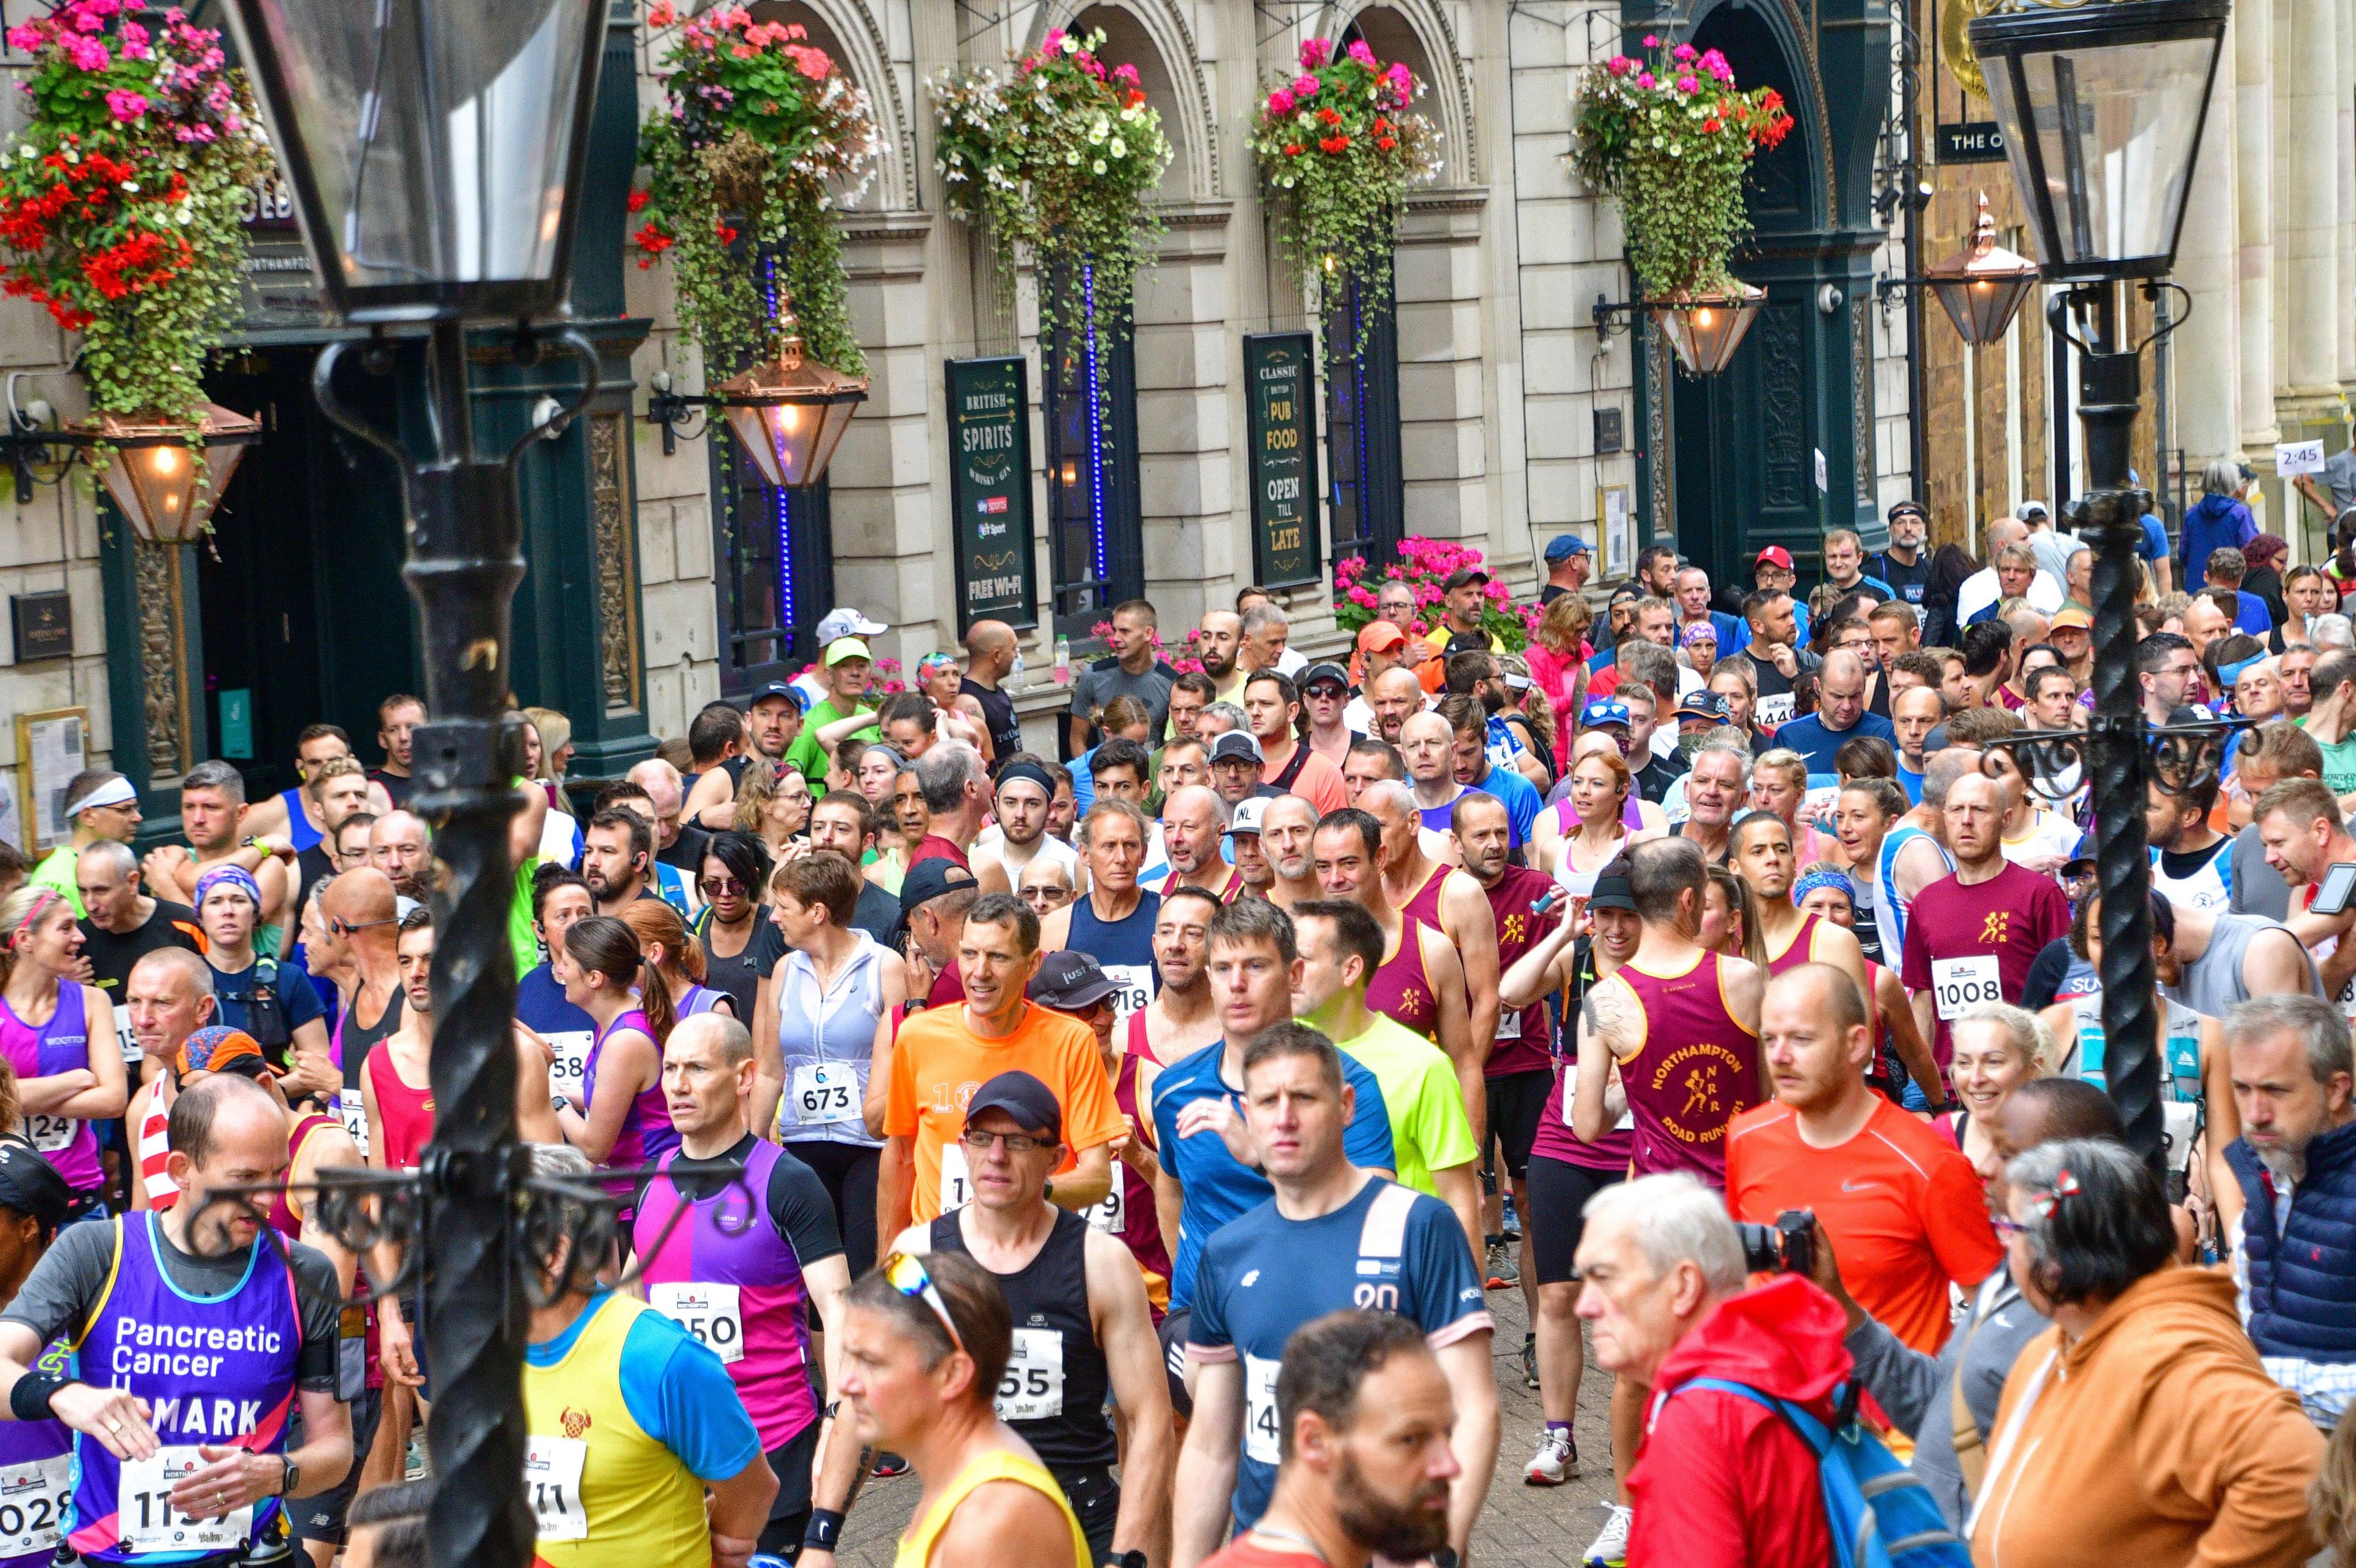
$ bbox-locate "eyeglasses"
[699,877,745,897]
[1989,1214,2033,1240]
[958,1128,1054,1154]
[880,1250,964,1350]
[328,917,399,937]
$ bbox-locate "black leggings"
[788,1139,881,1277]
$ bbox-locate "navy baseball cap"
[964,1070,1063,1139]
[747,680,806,712]
[1300,661,1350,693]
[1579,698,1633,729]
[1544,534,1592,563]
[1028,950,1120,1012]
[899,858,977,913]
[1676,690,1731,724]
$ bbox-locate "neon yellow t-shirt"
[1328,1012,1479,1197]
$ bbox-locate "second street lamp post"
[1969,0,2228,1169]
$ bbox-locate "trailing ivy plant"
[1570,36,1793,299]
[931,27,1173,337]
[1248,36,1439,353]
[0,0,269,424]
[632,2,878,375]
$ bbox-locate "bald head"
[1373,666,1424,705]
[1161,784,1226,875]
[669,1011,753,1070]
[132,946,212,1001]
[1198,610,1242,641]
[1162,785,1223,832]
[626,759,683,820]
[1986,518,2028,554]
[321,866,399,928]
[965,620,1014,659]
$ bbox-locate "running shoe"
[1500,1190,1522,1242]
[1582,1505,1632,1567]
[1522,1333,1539,1389]
[1485,1239,1520,1290]
[1523,1426,1577,1485]
[871,1451,910,1479]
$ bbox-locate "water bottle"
[1053,635,1072,685]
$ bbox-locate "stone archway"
[1035,0,1222,202]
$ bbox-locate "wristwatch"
[277,1456,298,1497]
[1116,1553,1148,1568]
[551,1095,571,1115]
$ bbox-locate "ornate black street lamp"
[210,3,609,1566]
[1968,0,2228,1167]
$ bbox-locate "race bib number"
[1496,1009,1522,1043]
[649,1282,744,1366]
[1244,1354,1283,1466]
[525,1435,590,1542]
[993,1328,1066,1421]
[21,1114,72,1154]
[1931,955,2004,1021]
[1102,963,1155,1024]
[120,1448,252,1553]
[113,1010,142,1066]
[0,1454,67,1556]
[939,1142,974,1212]
[338,1095,371,1160]
[545,1031,592,1107]
[790,1062,858,1127]
[1083,1177,1125,1237]
[1755,691,1796,729]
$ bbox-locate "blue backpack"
[1676,1377,1971,1568]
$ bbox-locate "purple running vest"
[1611,950,1761,1185]
[1363,917,1439,1040]
[584,1009,675,1192]
[0,985,102,1193]
[67,1213,302,1562]
[0,1340,72,1568]
[631,1141,820,1450]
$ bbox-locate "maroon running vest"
[1611,949,1761,1185]
[1104,1040,1174,1319]
[1765,912,1827,978]
[1401,863,1450,930]
[1364,915,1440,1039]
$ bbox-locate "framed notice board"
[1244,332,1322,590]
[946,355,1039,632]
[15,705,87,852]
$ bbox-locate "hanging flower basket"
[1571,36,1792,310]
[930,28,1172,336]
[631,2,877,377]
[0,0,271,537]
[1249,36,1440,353]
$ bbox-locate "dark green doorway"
[199,347,415,799]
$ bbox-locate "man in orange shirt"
[1244,671,1349,815]
[879,892,1126,1236]
[1725,963,2000,1352]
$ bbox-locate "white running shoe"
[1582,1504,1632,1567]
[1523,1426,1576,1485]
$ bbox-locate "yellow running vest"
[523,1294,712,1568]
[894,1448,1090,1568]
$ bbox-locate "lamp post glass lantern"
[93,405,263,545]
[216,0,609,323]
[1651,283,1766,376]
[1924,193,2042,346]
[217,4,611,1567]
[715,311,870,491]
[1969,0,2227,1169]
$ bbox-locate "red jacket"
[1626,1274,1848,1568]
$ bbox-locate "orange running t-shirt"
[885,1000,1127,1223]
[1723,1095,2001,1352]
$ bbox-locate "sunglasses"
[880,1251,964,1350]
[328,916,399,936]
[699,876,746,897]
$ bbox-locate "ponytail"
[638,955,677,1047]
[562,915,676,1043]
[0,888,61,993]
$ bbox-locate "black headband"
[996,761,1055,798]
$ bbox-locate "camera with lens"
[1736,1209,1815,1277]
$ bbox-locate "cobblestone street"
[834,1279,1622,1567]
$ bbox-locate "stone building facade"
[0,0,1936,848]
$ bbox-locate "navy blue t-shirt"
[517,960,598,1099]
[207,956,325,1060]
[1151,1042,1395,1313]
[1770,710,1896,775]
[1187,1177,1491,1529]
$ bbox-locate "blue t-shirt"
[2232,588,2273,637]
[1896,762,1925,807]
[1187,1177,1490,1529]
[1770,710,1896,774]
[2137,512,2169,564]
[1466,764,1541,847]
[527,1291,763,1482]
[1151,1042,1396,1312]
[207,955,326,1043]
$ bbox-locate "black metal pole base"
[2076,313,2166,1170]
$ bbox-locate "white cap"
[812,607,887,644]
[1226,797,1269,836]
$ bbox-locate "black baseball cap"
[1590,871,1638,914]
[1028,949,1120,1012]
[964,1070,1063,1139]
[899,858,977,913]
[1301,661,1350,693]
[1442,566,1490,594]
[746,681,804,712]
[0,1136,71,1231]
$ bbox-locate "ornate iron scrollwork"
[1977,712,2254,809]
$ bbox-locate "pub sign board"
[1244,332,1322,590]
[947,356,1039,632]
[1937,121,2007,164]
